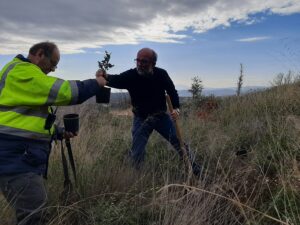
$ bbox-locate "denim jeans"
[129,113,182,167]
[0,172,47,225]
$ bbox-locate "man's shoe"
[191,161,202,177]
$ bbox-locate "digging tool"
[166,94,201,179]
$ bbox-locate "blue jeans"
[129,113,182,167]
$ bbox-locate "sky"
[0,0,300,90]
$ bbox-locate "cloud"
[236,36,271,42]
[0,0,299,54]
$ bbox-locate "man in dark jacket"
[0,41,107,225]
[97,48,201,174]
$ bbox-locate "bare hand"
[170,109,180,121]
[96,75,107,87]
[64,131,78,139]
[96,69,107,78]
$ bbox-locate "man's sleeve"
[163,70,180,109]
[106,70,131,89]
[76,79,101,104]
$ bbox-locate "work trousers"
[0,172,47,225]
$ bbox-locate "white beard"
[136,67,153,76]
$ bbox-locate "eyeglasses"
[134,58,151,64]
[47,57,58,69]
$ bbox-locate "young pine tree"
[189,76,203,100]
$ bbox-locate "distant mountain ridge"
[85,86,268,106]
[178,86,267,97]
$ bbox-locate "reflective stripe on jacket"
[0,57,79,141]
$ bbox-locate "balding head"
[137,48,157,64]
[28,41,60,74]
[135,48,157,76]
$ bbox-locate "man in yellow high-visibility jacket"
[0,41,106,225]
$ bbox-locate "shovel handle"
[166,94,194,180]
[166,94,184,149]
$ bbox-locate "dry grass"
[2,82,300,225]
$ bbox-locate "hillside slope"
[2,82,299,225]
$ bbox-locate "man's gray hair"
[29,41,57,58]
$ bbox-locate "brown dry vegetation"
[1,81,300,225]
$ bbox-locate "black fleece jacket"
[107,67,179,118]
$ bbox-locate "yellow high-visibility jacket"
[0,56,78,142]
